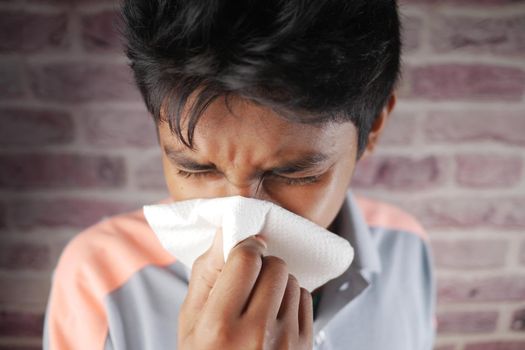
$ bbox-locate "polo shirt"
[43,191,436,349]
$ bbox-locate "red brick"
[465,341,525,350]
[0,108,73,147]
[0,11,68,53]
[352,155,443,190]
[437,311,499,334]
[82,10,123,52]
[81,108,156,147]
[48,236,75,267]
[520,242,525,265]
[511,307,525,331]
[404,197,525,229]
[425,110,525,146]
[134,153,167,190]
[0,310,44,337]
[0,275,50,309]
[0,241,50,270]
[409,64,525,101]
[0,60,24,99]
[434,346,456,350]
[0,154,126,189]
[378,112,417,146]
[0,203,6,230]
[29,62,141,103]
[455,154,522,188]
[432,239,508,269]
[438,275,525,303]
[8,198,137,229]
[432,15,525,55]
[402,15,422,52]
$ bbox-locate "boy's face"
[157,96,359,229]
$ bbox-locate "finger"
[204,236,267,318]
[298,288,313,338]
[182,228,225,320]
[277,274,301,328]
[244,256,289,320]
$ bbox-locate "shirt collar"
[312,191,382,334]
[339,191,382,279]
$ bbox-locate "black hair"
[121,0,401,157]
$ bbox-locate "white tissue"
[143,196,354,291]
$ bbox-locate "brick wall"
[0,0,523,349]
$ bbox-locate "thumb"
[181,228,224,322]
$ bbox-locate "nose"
[225,178,266,199]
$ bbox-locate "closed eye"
[176,169,322,185]
[176,169,213,178]
[266,173,322,185]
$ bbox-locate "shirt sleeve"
[42,233,111,350]
[42,209,176,350]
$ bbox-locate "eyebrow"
[164,146,216,171]
[163,146,331,174]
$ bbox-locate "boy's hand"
[178,229,314,349]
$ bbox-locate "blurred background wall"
[0,0,524,349]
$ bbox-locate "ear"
[362,92,397,157]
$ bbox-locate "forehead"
[158,96,356,163]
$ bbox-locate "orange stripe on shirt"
[355,196,428,241]
[47,208,175,350]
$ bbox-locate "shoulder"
[353,196,436,345]
[54,206,175,296]
[46,206,175,349]
[354,195,428,241]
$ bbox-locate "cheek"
[268,163,355,228]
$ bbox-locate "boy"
[43,0,436,349]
